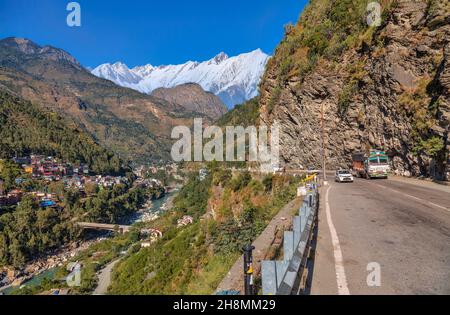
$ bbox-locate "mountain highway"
[310,176,450,295]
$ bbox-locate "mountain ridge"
[92,49,270,108]
[151,83,228,121]
[0,90,126,175]
[0,37,215,165]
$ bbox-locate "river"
[0,190,178,295]
[91,190,177,295]
[121,189,177,225]
[0,268,57,295]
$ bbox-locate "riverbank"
[0,237,105,293]
[1,184,181,295]
[91,190,179,295]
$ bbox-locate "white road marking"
[429,202,449,211]
[324,185,350,295]
[373,183,450,212]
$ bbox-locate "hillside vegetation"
[0,91,125,175]
[217,97,260,127]
[108,166,301,294]
[0,90,165,268]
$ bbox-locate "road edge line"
[324,185,350,295]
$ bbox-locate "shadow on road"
[303,196,319,295]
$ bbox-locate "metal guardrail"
[261,183,319,295]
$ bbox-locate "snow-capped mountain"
[91,49,270,108]
[92,61,142,86]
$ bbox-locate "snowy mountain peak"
[212,52,229,64]
[91,49,270,108]
[132,64,155,78]
[92,62,142,85]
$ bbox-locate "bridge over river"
[76,222,132,234]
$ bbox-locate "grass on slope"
[0,90,125,175]
[108,168,301,294]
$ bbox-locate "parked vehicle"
[335,170,354,183]
[352,150,390,179]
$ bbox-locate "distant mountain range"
[0,37,223,164]
[91,49,270,108]
[152,83,228,120]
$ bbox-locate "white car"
[335,170,354,183]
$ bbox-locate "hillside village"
[0,154,184,293]
[0,155,129,208]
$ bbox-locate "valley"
[0,37,220,164]
[0,0,449,297]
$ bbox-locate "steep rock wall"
[259,0,449,179]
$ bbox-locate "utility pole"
[243,244,255,295]
[321,102,327,181]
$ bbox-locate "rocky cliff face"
[259,0,449,180]
[151,83,228,121]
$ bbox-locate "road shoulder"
[215,197,303,294]
[310,184,338,295]
[93,258,121,295]
[389,175,450,194]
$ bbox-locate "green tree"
[0,160,21,191]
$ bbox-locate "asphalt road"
[93,258,121,295]
[310,176,450,295]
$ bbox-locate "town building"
[199,168,208,181]
[0,179,4,196]
[13,156,31,165]
[0,189,23,207]
[177,215,194,228]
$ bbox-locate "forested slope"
[0,90,125,175]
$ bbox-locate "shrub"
[212,169,232,187]
[398,77,435,134]
[338,81,358,117]
[267,86,282,113]
[229,171,252,192]
[413,136,445,157]
[262,174,273,192]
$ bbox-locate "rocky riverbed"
[0,238,104,290]
[1,186,181,294]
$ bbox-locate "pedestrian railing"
[261,184,319,295]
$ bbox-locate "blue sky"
[0,0,308,68]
